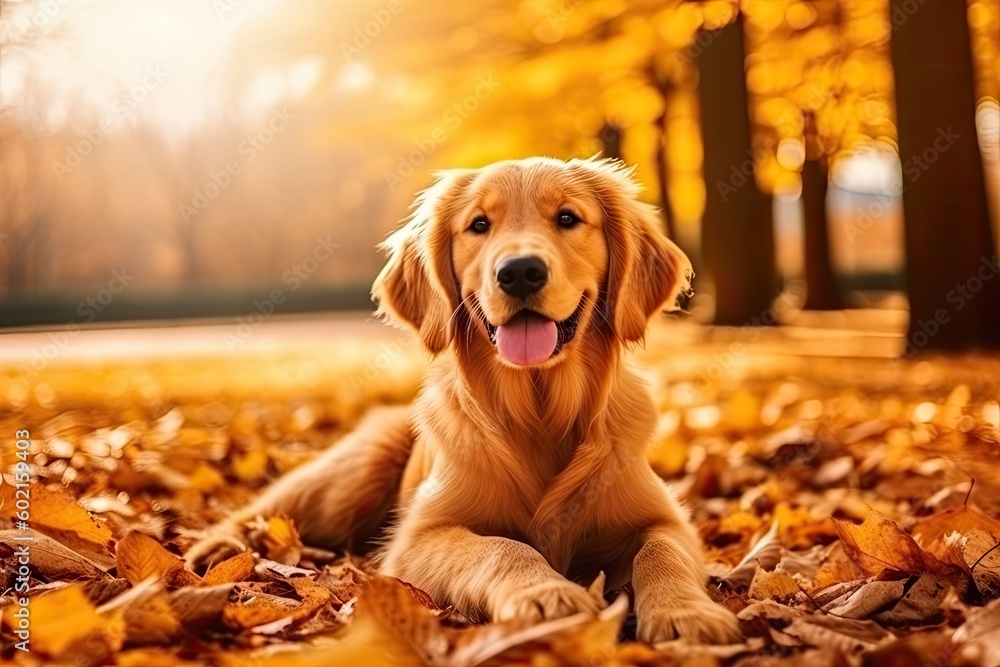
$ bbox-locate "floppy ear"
[586,160,693,343]
[371,171,470,354]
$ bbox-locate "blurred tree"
[695,12,777,325]
[801,111,842,310]
[891,0,1000,350]
[0,124,56,295]
[599,122,622,160]
[646,61,676,240]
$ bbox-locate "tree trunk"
[647,61,677,241]
[801,157,842,309]
[695,14,777,325]
[599,122,622,160]
[890,0,1000,351]
[654,112,675,241]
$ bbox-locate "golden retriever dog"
[187,157,741,643]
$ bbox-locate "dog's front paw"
[494,578,604,623]
[637,598,742,645]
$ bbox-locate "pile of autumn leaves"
[1,358,1000,666]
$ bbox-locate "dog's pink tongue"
[496,312,558,366]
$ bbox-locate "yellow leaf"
[262,515,304,566]
[204,550,256,585]
[116,531,201,587]
[749,568,801,601]
[834,509,938,577]
[6,586,109,658]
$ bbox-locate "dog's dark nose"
[496,255,548,298]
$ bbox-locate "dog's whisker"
[582,293,626,348]
[442,291,478,334]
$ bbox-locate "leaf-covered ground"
[2,319,1000,666]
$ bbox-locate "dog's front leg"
[633,522,741,644]
[382,525,603,622]
[186,406,412,568]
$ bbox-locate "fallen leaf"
[0,482,116,568]
[783,615,895,654]
[834,509,939,576]
[250,514,303,566]
[170,583,234,628]
[953,598,1000,666]
[116,531,201,587]
[3,585,119,658]
[222,578,330,630]
[255,558,316,581]
[913,504,1000,563]
[203,550,256,585]
[726,520,781,588]
[748,567,802,601]
[824,578,907,619]
[874,574,948,626]
[0,528,111,580]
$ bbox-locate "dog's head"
[372,157,692,367]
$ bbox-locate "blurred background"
[0,0,998,338]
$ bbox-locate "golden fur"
[187,157,741,643]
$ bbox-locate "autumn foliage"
[2,327,1000,665]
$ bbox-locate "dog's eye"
[468,216,490,234]
[557,210,580,228]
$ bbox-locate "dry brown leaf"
[315,556,369,602]
[0,482,116,568]
[748,567,802,601]
[260,514,304,566]
[913,504,1000,564]
[94,575,181,644]
[775,502,839,550]
[812,542,865,591]
[963,529,1000,598]
[116,531,201,587]
[834,509,939,576]
[824,578,906,619]
[874,574,949,626]
[328,573,448,664]
[953,598,1000,666]
[0,528,111,580]
[170,583,234,628]
[255,558,316,581]
[221,578,330,631]
[2,584,120,658]
[122,586,182,644]
[460,594,627,666]
[222,583,306,630]
[203,550,256,585]
[782,615,895,654]
[725,520,781,588]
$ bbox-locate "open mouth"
[484,297,585,366]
